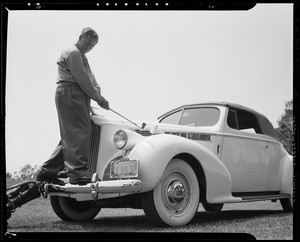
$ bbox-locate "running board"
[233,192,291,202]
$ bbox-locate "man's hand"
[99,99,109,110]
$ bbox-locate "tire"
[50,196,101,221]
[202,201,223,212]
[280,197,293,212]
[141,159,200,227]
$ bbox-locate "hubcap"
[163,173,190,215]
[167,181,186,204]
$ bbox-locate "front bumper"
[45,173,143,201]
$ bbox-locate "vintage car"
[40,102,293,227]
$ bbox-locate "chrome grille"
[88,121,101,174]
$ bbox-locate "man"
[36,27,109,185]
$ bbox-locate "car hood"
[91,113,218,135]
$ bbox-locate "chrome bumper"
[90,173,142,199]
[91,179,142,199]
[46,173,142,200]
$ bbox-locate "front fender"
[128,134,240,203]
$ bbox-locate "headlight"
[113,129,145,150]
[114,130,128,149]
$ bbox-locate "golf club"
[109,108,146,130]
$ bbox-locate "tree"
[275,100,293,155]
[6,172,12,179]
[18,164,40,180]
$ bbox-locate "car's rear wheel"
[141,158,200,227]
[280,175,293,212]
[50,196,101,221]
[202,201,223,212]
[280,197,293,212]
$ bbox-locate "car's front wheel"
[141,158,200,227]
[50,196,101,221]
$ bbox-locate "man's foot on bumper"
[36,169,65,185]
[57,170,68,178]
[69,175,92,185]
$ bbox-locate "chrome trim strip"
[222,132,280,145]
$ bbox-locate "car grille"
[88,121,101,174]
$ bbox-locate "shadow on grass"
[54,213,149,231]
[51,209,291,231]
[192,209,291,224]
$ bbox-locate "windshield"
[160,107,220,127]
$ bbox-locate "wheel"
[280,176,293,212]
[141,159,200,227]
[50,196,101,221]
[280,197,293,212]
[202,201,223,212]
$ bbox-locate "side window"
[256,115,279,140]
[179,108,220,127]
[228,108,262,135]
[160,110,182,124]
[227,109,239,129]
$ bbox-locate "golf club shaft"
[109,108,142,129]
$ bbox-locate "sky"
[5,4,293,174]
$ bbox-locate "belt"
[57,81,76,84]
[56,81,80,88]
[56,81,80,89]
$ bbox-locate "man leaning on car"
[36,27,109,185]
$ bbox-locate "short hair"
[80,27,98,40]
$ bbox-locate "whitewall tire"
[141,158,200,226]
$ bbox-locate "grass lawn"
[6,193,294,240]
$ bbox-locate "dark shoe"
[36,169,65,185]
[69,175,92,185]
[57,170,68,178]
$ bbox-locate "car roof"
[158,102,278,140]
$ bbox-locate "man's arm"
[67,51,106,105]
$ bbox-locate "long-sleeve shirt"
[57,45,105,104]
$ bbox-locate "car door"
[255,113,286,191]
[265,141,284,191]
[221,108,269,193]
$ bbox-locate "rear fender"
[280,154,293,196]
[128,134,240,203]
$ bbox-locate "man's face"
[78,35,98,54]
